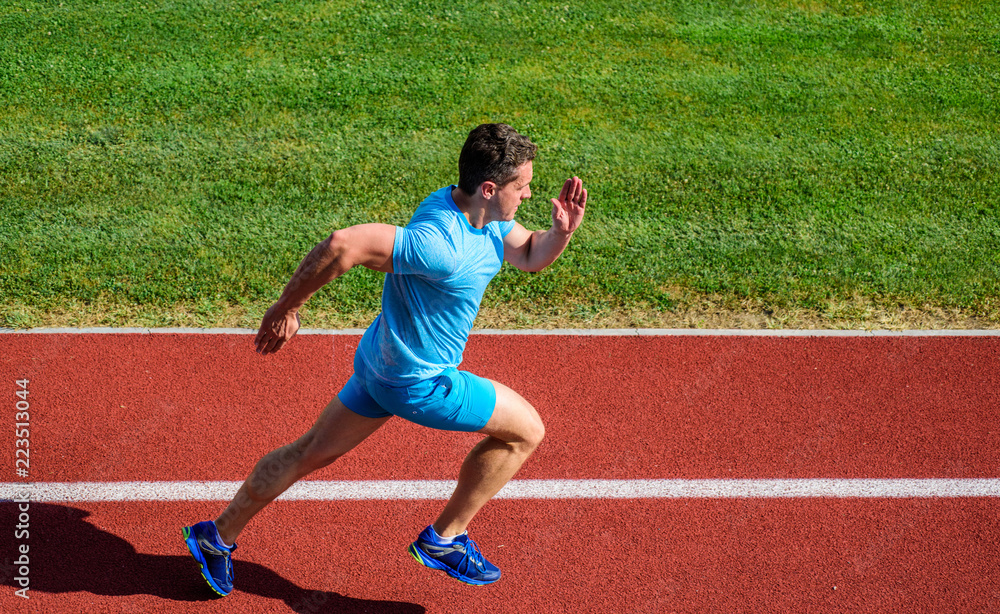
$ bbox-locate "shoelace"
[459,538,486,570]
[222,542,236,581]
[205,539,236,582]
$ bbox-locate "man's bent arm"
[255,223,395,355]
[504,176,587,273]
[503,225,575,273]
[275,224,395,311]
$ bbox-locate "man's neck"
[451,186,489,229]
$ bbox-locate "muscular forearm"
[274,234,353,312]
[522,228,574,272]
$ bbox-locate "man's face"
[489,160,533,222]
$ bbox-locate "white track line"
[2,327,999,336]
[2,479,999,502]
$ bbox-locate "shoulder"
[393,188,461,278]
[494,219,517,238]
[407,187,459,229]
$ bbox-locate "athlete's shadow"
[0,502,424,613]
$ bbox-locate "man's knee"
[508,400,544,453]
[524,411,545,450]
[487,381,545,450]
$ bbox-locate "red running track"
[1,332,999,613]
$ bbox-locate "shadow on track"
[0,502,425,613]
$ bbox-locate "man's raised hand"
[551,176,587,235]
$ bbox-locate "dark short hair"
[457,123,537,194]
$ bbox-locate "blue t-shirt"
[357,186,515,385]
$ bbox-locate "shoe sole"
[407,542,500,586]
[182,526,232,597]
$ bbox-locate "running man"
[183,123,587,595]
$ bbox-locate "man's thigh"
[477,380,544,446]
[355,368,497,433]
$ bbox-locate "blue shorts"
[337,354,496,432]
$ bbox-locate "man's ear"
[480,181,497,200]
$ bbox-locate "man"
[183,123,587,595]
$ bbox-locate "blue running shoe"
[182,521,236,597]
[408,525,501,585]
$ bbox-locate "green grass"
[1,0,998,328]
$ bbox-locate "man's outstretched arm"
[254,223,396,355]
[503,176,587,273]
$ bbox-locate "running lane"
[1,332,998,613]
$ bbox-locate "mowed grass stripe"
[1,1,998,329]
